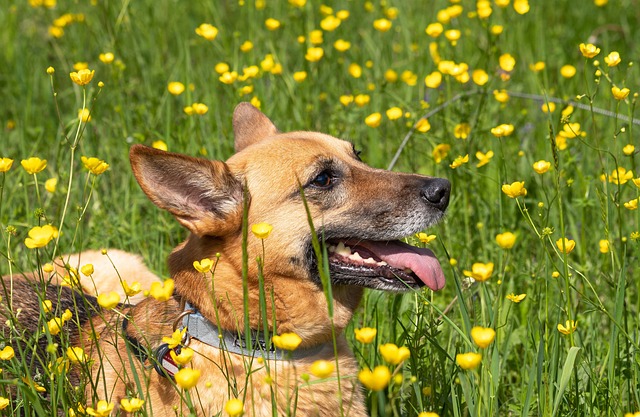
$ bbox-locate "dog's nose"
[421,178,451,211]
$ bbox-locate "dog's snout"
[421,178,451,211]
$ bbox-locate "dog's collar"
[180,302,327,361]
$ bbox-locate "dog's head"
[130,103,450,339]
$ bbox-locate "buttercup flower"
[607,167,633,185]
[81,156,109,175]
[320,15,341,31]
[163,328,186,349]
[471,327,496,348]
[152,140,168,151]
[541,102,556,113]
[415,119,431,133]
[557,320,577,335]
[45,177,58,193]
[499,53,516,72]
[86,400,114,417]
[456,352,482,370]
[0,397,8,410]
[354,327,377,343]
[495,232,516,249]
[432,144,451,164]
[70,69,95,86]
[0,346,15,360]
[225,398,244,417]
[373,18,392,32]
[122,280,142,296]
[195,23,218,40]
[272,332,302,351]
[21,157,47,174]
[612,86,630,100]
[305,47,324,62]
[379,343,410,365]
[502,181,527,198]
[310,360,335,378]
[604,51,621,67]
[623,144,635,155]
[472,69,489,86]
[463,262,494,282]
[97,292,120,310]
[425,22,443,37]
[560,65,577,78]
[506,293,526,303]
[358,365,391,391]
[193,258,214,273]
[80,264,94,276]
[365,112,382,128]
[386,107,402,120]
[491,123,514,137]
[334,39,351,52]
[449,154,469,169]
[170,347,194,365]
[120,398,145,413]
[251,222,273,239]
[98,52,114,64]
[66,346,87,364]
[0,158,14,172]
[579,43,600,58]
[533,160,551,174]
[354,94,370,107]
[424,71,442,89]
[599,239,610,253]
[556,238,576,254]
[265,18,281,31]
[416,233,436,244]
[454,123,471,139]
[25,225,58,249]
[493,89,509,103]
[475,151,493,168]
[624,198,639,210]
[513,0,529,14]
[175,368,201,390]
[150,279,174,301]
[167,81,185,95]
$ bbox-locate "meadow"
[1,0,639,415]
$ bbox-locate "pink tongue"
[355,240,445,291]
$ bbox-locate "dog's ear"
[233,102,278,152]
[130,145,243,237]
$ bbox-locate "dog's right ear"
[233,102,278,152]
[130,145,243,237]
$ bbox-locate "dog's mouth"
[321,239,445,291]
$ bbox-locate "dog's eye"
[310,171,333,188]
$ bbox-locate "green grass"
[1,0,640,415]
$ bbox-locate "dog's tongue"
[356,240,445,291]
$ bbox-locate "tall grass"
[1,0,639,415]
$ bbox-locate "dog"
[0,103,450,416]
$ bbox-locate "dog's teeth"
[349,252,363,261]
[378,261,388,266]
[335,242,351,256]
[363,257,375,264]
[328,245,336,253]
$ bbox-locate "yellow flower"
[0,158,13,173]
[501,181,527,198]
[623,144,635,155]
[69,69,95,86]
[450,154,469,169]
[354,94,370,107]
[424,71,442,89]
[305,47,324,62]
[251,222,273,239]
[150,279,174,301]
[122,280,141,296]
[86,400,114,417]
[170,347,194,365]
[215,62,230,74]
[225,398,244,417]
[97,292,120,310]
[415,119,431,133]
[195,23,218,40]
[432,144,451,164]
[379,343,410,365]
[490,24,504,35]
[560,64,577,78]
[444,29,461,44]
[289,0,306,7]
[624,198,639,210]
[98,52,114,64]
[0,346,14,361]
[365,112,382,128]
[272,332,302,351]
[348,63,362,78]
[607,167,633,185]
[81,156,109,175]
[495,232,516,249]
[453,123,471,140]
[44,177,57,193]
[557,320,577,335]
[373,18,392,32]
[475,150,493,168]
[491,123,515,138]
[265,18,281,31]
[425,22,443,37]
[456,352,482,370]
[499,53,516,72]
[66,346,87,364]
[145,141,165,152]
[320,15,341,31]
[354,327,377,343]
[162,328,186,349]
[471,327,496,348]
[193,258,214,273]
[120,398,145,413]
[533,160,551,174]
[358,365,391,391]
[167,81,185,95]
[21,157,47,174]
[309,30,323,44]
[612,86,631,100]
[334,39,351,52]
[42,299,53,313]
[339,95,354,106]
[310,360,335,378]
[418,413,439,417]
[541,102,556,113]
[493,89,510,103]
[599,239,610,254]
[25,224,58,249]
[513,0,529,13]
[80,264,94,276]
[416,233,436,244]
[240,40,253,52]
[472,69,489,86]
[604,51,621,67]
[46,317,63,335]
[0,397,8,410]
[579,43,600,58]
[463,262,494,282]
[506,293,526,303]
[386,107,402,120]
[556,238,576,254]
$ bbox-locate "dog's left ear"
[130,145,243,237]
[233,102,278,152]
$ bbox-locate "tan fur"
[2,103,450,416]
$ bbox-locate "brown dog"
[1,103,449,416]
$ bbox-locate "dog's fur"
[0,103,450,416]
